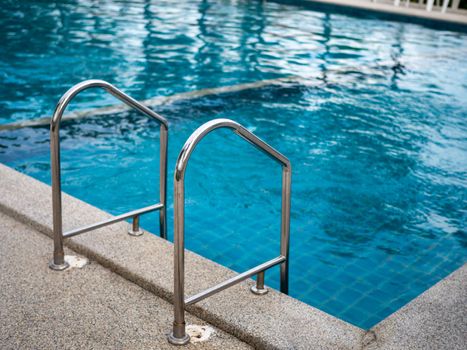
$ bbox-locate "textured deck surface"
[0,211,251,350]
[366,264,467,350]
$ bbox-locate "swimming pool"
[1,0,466,329]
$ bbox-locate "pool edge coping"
[0,162,465,349]
[366,263,466,349]
[300,0,467,25]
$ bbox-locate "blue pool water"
[1,0,466,329]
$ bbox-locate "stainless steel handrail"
[168,118,291,345]
[49,79,169,271]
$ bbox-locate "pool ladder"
[168,118,291,345]
[49,81,291,347]
[48,80,168,271]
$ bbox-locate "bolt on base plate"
[167,333,190,346]
[250,285,268,295]
[48,259,70,271]
[128,228,144,237]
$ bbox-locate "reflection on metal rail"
[168,118,291,345]
[49,79,168,271]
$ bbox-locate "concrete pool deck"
[0,212,250,350]
[302,0,467,25]
[0,163,465,349]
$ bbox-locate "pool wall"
[0,163,465,349]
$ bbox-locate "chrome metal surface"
[48,259,70,271]
[62,204,162,238]
[169,118,291,345]
[50,80,168,270]
[251,270,268,295]
[185,257,283,305]
[167,332,190,346]
[128,215,144,237]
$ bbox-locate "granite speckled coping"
[368,263,467,350]
[1,163,465,349]
[0,211,252,350]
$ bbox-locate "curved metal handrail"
[174,118,290,180]
[169,118,291,345]
[49,80,168,271]
[50,80,168,130]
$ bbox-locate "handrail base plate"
[127,228,144,237]
[48,259,70,271]
[167,333,190,346]
[250,285,269,295]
